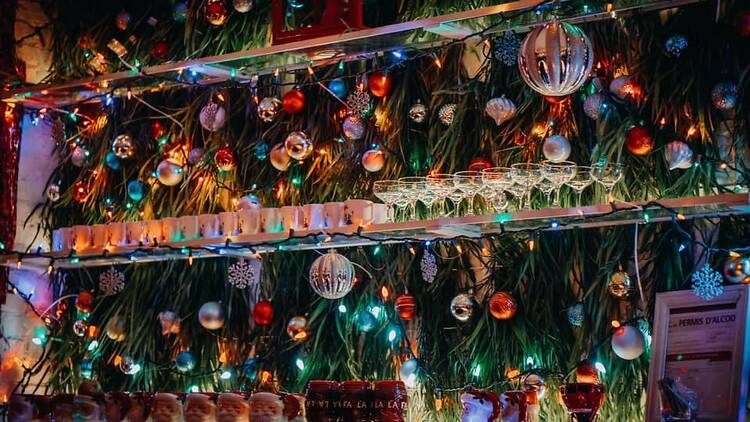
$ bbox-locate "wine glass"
[560,383,605,422]
[541,161,577,207]
[373,180,401,222]
[398,177,424,221]
[426,174,455,217]
[566,166,593,206]
[590,163,624,203]
[453,171,483,216]
[510,163,543,209]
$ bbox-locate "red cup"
[372,381,407,422]
[340,381,372,422]
[305,381,340,422]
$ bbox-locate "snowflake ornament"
[420,252,437,284]
[691,263,724,301]
[99,266,125,295]
[346,86,371,117]
[228,258,261,290]
[493,31,522,66]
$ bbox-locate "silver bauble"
[47,184,61,202]
[119,356,140,375]
[269,143,291,171]
[611,325,645,360]
[342,116,366,141]
[450,293,476,322]
[542,135,571,163]
[198,301,225,330]
[199,101,227,131]
[362,148,385,172]
[583,93,605,120]
[309,250,355,299]
[232,0,253,12]
[156,159,184,186]
[664,140,693,170]
[258,97,282,123]
[112,134,135,159]
[408,102,428,123]
[485,96,516,126]
[438,104,457,126]
[71,145,89,167]
[284,131,313,160]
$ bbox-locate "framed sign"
[646,284,750,421]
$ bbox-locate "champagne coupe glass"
[536,177,556,207]
[398,177,424,221]
[566,166,593,206]
[453,171,484,216]
[505,182,527,210]
[426,174,455,217]
[590,163,624,203]
[510,163,543,210]
[482,167,513,212]
[373,180,401,222]
[541,161,577,207]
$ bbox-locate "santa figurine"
[125,393,151,422]
[249,392,284,422]
[183,394,217,422]
[150,393,182,422]
[104,392,131,422]
[499,391,528,422]
[460,391,501,422]
[8,395,37,422]
[282,394,306,422]
[217,393,249,422]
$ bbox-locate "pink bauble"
[362,148,385,172]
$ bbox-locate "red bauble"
[76,291,95,313]
[72,180,91,203]
[150,121,166,139]
[368,71,393,98]
[575,361,599,383]
[214,146,236,171]
[205,0,228,26]
[736,11,750,37]
[468,157,493,172]
[395,294,416,321]
[489,291,517,320]
[252,300,274,326]
[151,40,169,60]
[625,126,654,156]
[282,90,306,114]
[544,95,569,104]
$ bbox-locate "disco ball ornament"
[47,184,61,202]
[723,256,750,284]
[119,356,140,375]
[611,325,645,360]
[608,271,633,299]
[438,104,457,126]
[151,40,169,60]
[205,0,228,25]
[567,303,584,327]
[72,180,91,203]
[485,96,516,126]
[105,316,127,342]
[395,294,416,321]
[105,152,121,171]
[232,0,253,13]
[214,146,236,171]
[282,89,306,114]
[368,71,393,97]
[173,2,188,22]
[112,134,135,159]
[518,19,593,97]
[355,310,377,332]
[73,319,88,337]
[115,11,131,31]
[309,250,355,299]
[199,101,227,131]
[328,79,347,98]
[362,148,385,172]
[408,102,428,123]
[488,291,517,320]
[342,116,366,141]
[157,159,184,186]
[76,291,95,312]
[270,143,291,171]
[664,35,688,57]
[71,145,89,167]
[625,125,654,156]
[609,75,637,100]
[468,157,493,172]
[711,82,738,111]
[237,194,261,210]
[450,293,476,322]
[188,148,205,166]
[583,93,605,120]
[284,131,313,160]
[198,301,225,330]
[664,140,693,170]
[286,316,309,341]
[252,300,274,326]
[258,97,282,123]
[175,351,196,372]
[542,135,571,163]
[254,141,270,160]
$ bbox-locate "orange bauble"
[625,126,654,156]
[253,300,274,326]
[395,294,416,321]
[76,291,95,313]
[575,361,600,383]
[282,90,306,114]
[368,71,393,98]
[489,291,517,320]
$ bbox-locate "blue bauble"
[254,141,270,160]
[105,151,121,170]
[355,311,377,333]
[175,351,196,372]
[328,79,347,98]
[127,180,145,201]
[664,35,688,57]
[173,2,188,22]
[80,360,93,379]
[243,358,259,380]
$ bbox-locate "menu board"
[646,285,750,422]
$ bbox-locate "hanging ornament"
[711,82,738,111]
[583,93,605,120]
[567,303,584,327]
[345,86,371,117]
[173,2,188,22]
[723,256,750,284]
[691,263,724,301]
[205,0,229,25]
[158,311,181,335]
[575,361,599,383]
[664,140,694,170]
[119,356,140,375]
[420,252,437,283]
[71,145,90,167]
[607,271,633,299]
[214,146,236,171]
[368,71,393,98]
[151,40,169,60]
[282,89,306,114]
[73,319,88,336]
[252,300,274,326]
[488,291,518,320]
[105,151,121,170]
[126,180,145,202]
[450,293,476,322]
[270,143,291,171]
[399,358,419,388]
[395,294,416,321]
[328,79,347,98]
[237,194,261,210]
[625,125,654,156]
[175,351,196,372]
[228,258,261,289]
[112,134,135,159]
[309,250,355,299]
[664,35,688,57]
[188,148,205,166]
[47,184,61,202]
[485,96,516,126]
[72,180,91,203]
[198,301,226,330]
[342,116,366,141]
[99,267,125,295]
[542,135,572,163]
[200,100,227,131]
[355,310,377,332]
[254,141,270,160]
[157,159,184,186]
[468,158,493,172]
[76,291,95,313]
[258,97,282,123]
[115,11,131,31]
[232,0,253,13]
[150,121,166,140]
[284,131,313,160]
[522,373,546,399]
[611,325,645,360]
[105,315,127,342]
[493,31,521,66]
[408,102,428,123]
[286,316,309,341]
[362,148,385,172]
[438,104,457,126]
[518,19,593,97]
[609,75,637,100]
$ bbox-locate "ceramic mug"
[344,199,374,227]
[219,212,239,237]
[303,204,326,230]
[126,221,146,246]
[73,225,91,251]
[162,217,182,242]
[238,209,261,235]
[280,206,303,233]
[144,220,163,245]
[91,224,108,249]
[199,214,220,239]
[107,223,128,247]
[324,202,345,230]
[179,216,200,241]
[260,208,283,233]
[371,203,388,224]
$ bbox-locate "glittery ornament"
[258,97,282,122]
[567,303,584,327]
[270,143,291,171]
[362,148,385,172]
[99,267,125,295]
[367,71,393,97]
[158,311,181,335]
[488,291,517,320]
[395,294,416,321]
[228,258,261,289]
[175,351,196,372]
[450,293,476,322]
[237,194,261,210]
[200,101,227,131]
[282,89,306,114]
[493,31,521,66]
[47,184,61,202]
[711,82,738,111]
[438,104,457,126]
[542,135,571,162]
[723,256,750,283]
[343,116,366,141]
[346,86,371,117]
[112,134,135,159]
[76,291,94,313]
[71,145,89,167]
[328,79,347,98]
[252,300,274,326]
[188,148,205,166]
[232,0,253,13]
[173,2,188,22]
[664,140,693,170]
[286,316,309,341]
[284,131,313,160]
[691,263,724,301]
[105,315,126,341]
[105,151,121,170]
[214,146,236,171]
[607,271,633,299]
[151,40,169,60]
[309,250,355,299]
[485,96,516,126]
[73,319,88,337]
[609,75,637,100]
[664,35,688,57]
[205,0,229,25]
[421,252,437,283]
[115,11,131,31]
[157,159,184,186]
[409,102,428,123]
[72,180,91,203]
[583,93,605,120]
[198,301,225,330]
[119,356,140,375]
[625,125,654,156]
[254,141,270,160]
[611,326,645,360]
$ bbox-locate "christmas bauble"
[151,40,169,60]
[355,310,377,332]
[199,101,227,131]
[664,140,693,170]
[608,271,633,299]
[71,145,89,167]
[567,303,584,327]
[489,291,517,320]
[105,316,126,342]
[105,151,121,170]
[468,158,493,172]
[243,358,259,380]
[214,146,236,171]
[399,358,419,388]
[76,291,95,313]
[198,302,225,330]
[368,71,393,97]
[232,0,253,13]
[583,93,605,120]
[158,311,181,335]
[450,293,476,322]
[72,180,91,203]
[362,148,385,172]
[711,82,738,111]
[286,316,309,341]
[328,79,347,98]
[485,96,516,126]
[395,294,416,321]
[343,116,366,141]
[175,351,196,372]
[119,356,140,375]
[664,35,688,57]
[188,148,205,166]
[284,131,313,160]
[151,121,167,139]
[522,373,545,398]
[252,300,274,326]
[409,102,428,123]
[115,11,131,31]
[270,143,291,171]
[47,184,61,202]
[157,159,184,186]
[575,361,599,383]
[126,180,144,202]
[438,104,457,126]
[282,90,306,114]
[173,2,188,22]
[73,319,88,336]
[254,141,270,160]
[542,135,571,162]
[609,75,637,100]
[518,19,593,97]
[205,0,228,25]
[723,256,750,284]
[309,250,355,299]
[625,126,654,156]
[611,325,645,360]
[258,97,282,122]
[112,134,135,159]
[237,194,261,210]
